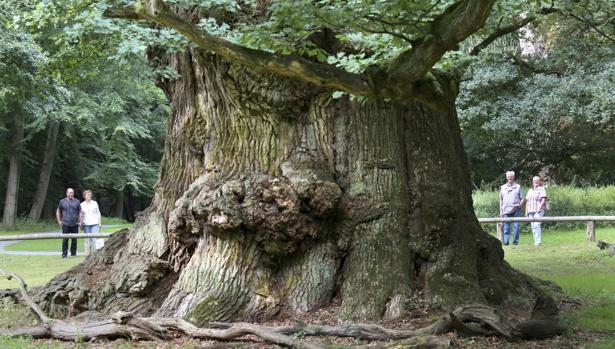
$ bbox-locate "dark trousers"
[62,224,78,256]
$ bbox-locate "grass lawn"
[502,227,615,348]
[503,227,615,302]
[0,255,84,289]
[4,224,132,252]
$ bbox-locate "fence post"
[496,222,503,241]
[586,221,596,241]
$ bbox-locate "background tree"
[0,22,51,227]
[458,0,615,186]
[0,0,168,222]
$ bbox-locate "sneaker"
[62,255,67,258]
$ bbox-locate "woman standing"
[525,176,548,246]
[80,190,102,255]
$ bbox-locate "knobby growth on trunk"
[33,0,560,327]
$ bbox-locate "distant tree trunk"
[124,187,136,222]
[113,189,124,218]
[2,112,25,227]
[28,120,60,220]
[36,50,548,322]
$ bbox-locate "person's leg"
[528,212,538,245]
[502,213,511,245]
[534,210,544,245]
[61,225,69,257]
[512,209,521,245]
[83,225,91,255]
[69,225,78,256]
[90,224,99,253]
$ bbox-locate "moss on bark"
[34,49,554,323]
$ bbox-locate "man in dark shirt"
[56,188,81,258]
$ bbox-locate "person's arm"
[539,197,547,211]
[79,204,84,227]
[97,202,102,227]
[56,207,62,227]
[499,191,503,216]
[539,188,547,211]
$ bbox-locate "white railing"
[0,233,112,241]
[477,216,615,241]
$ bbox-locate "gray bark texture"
[34,48,551,323]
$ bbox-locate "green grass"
[503,228,615,301]
[5,224,132,252]
[502,227,615,341]
[0,255,84,289]
[563,304,615,332]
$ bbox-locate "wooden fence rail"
[0,233,112,241]
[2,216,615,243]
[477,216,615,242]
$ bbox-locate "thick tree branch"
[469,17,533,56]
[104,1,373,98]
[568,11,615,44]
[0,268,50,322]
[470,8,558,56]
[387,0,496,89]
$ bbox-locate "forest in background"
[1,0,614,224]
[0,1,169,224]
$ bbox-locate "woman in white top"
[525,176,548,246]
[80,190,102,255]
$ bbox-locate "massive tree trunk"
[2,111,25,227]
[35,49,545,322]
[28,120,60,220]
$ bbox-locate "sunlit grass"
[563,304,615,332]
[504,228,615,301]
[0,255,84,289]
[502,227,615,338]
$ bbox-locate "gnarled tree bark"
[34,0,554,325]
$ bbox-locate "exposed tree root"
[0,268,565,348]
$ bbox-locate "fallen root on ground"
[0,268,565,348]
